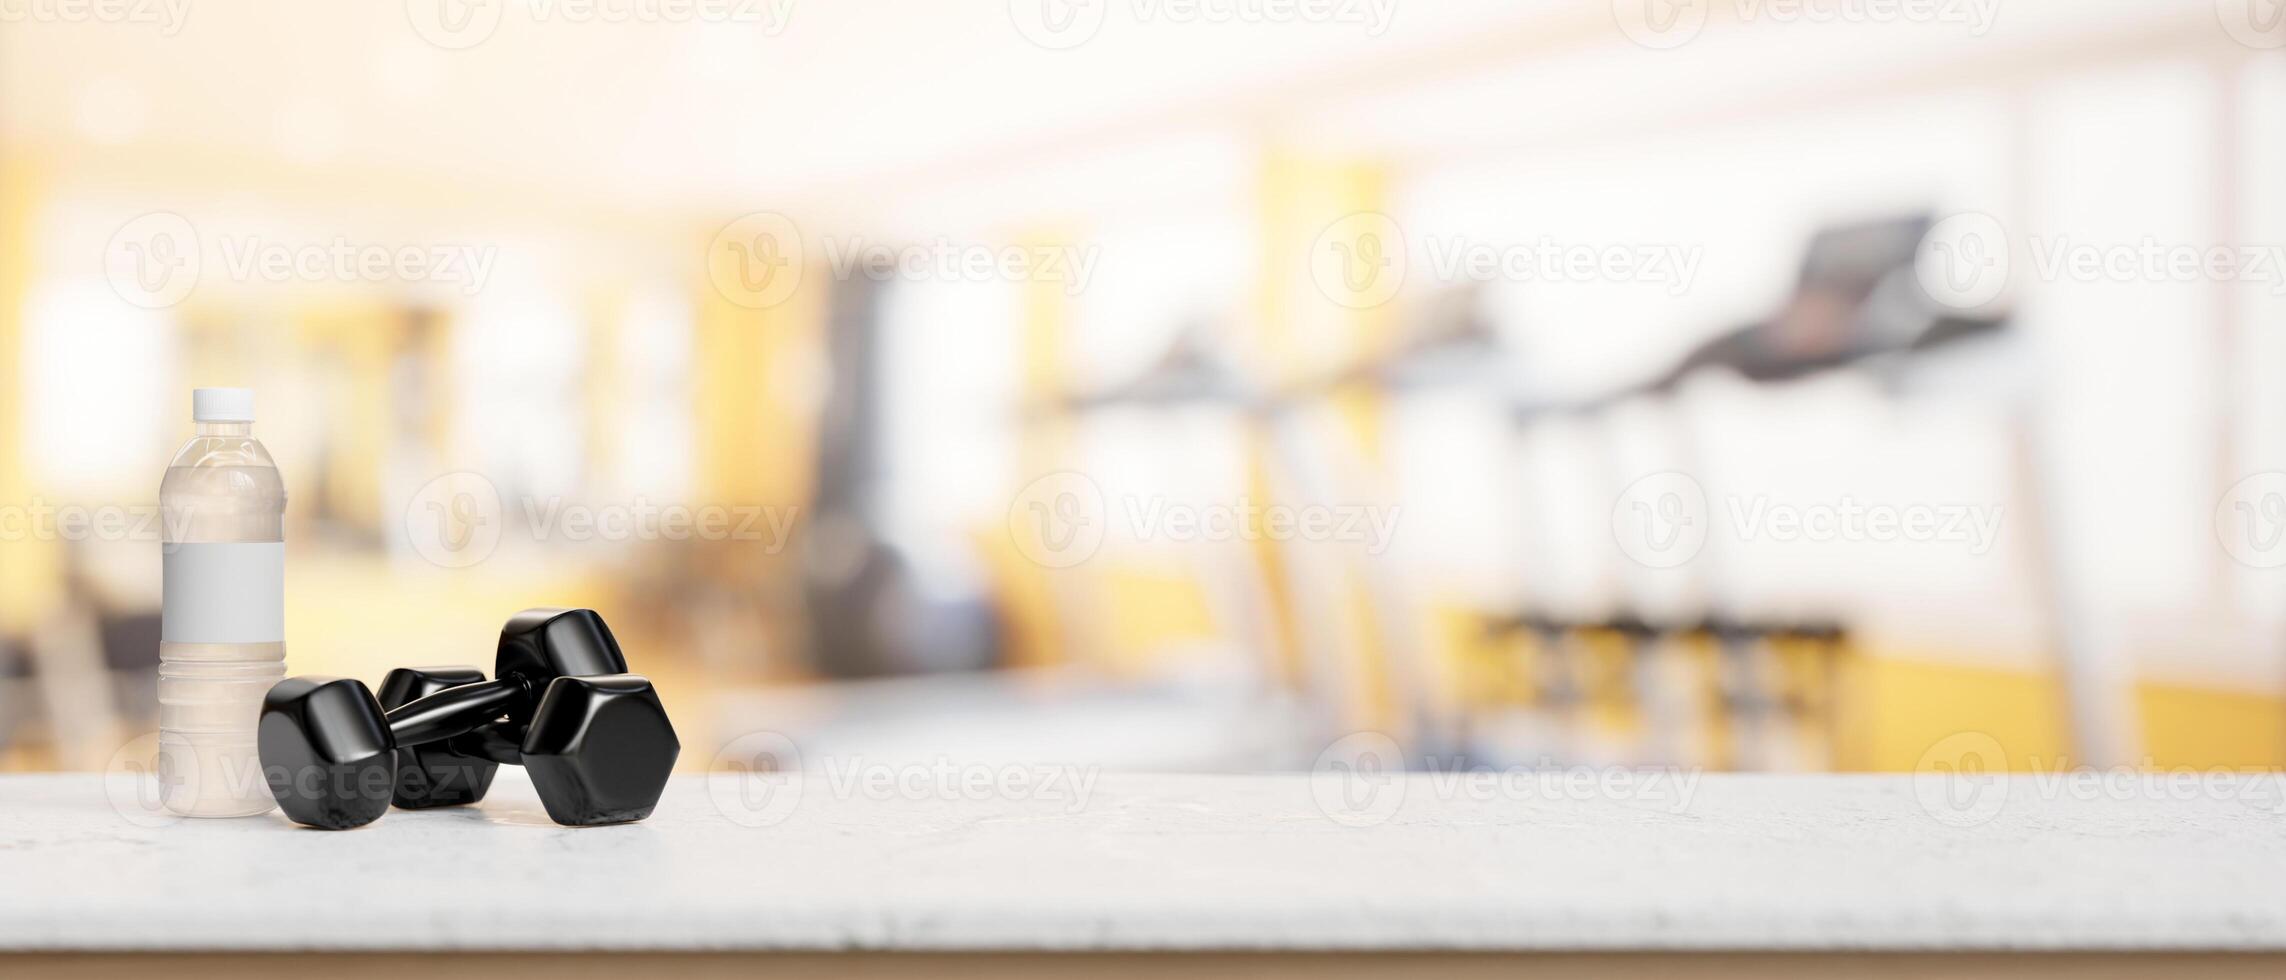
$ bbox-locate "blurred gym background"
[3,0,2284,776]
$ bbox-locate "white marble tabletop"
[2,770,2283,952]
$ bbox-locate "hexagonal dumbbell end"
[494,608,628,727]
[520,674,679,826]
[377,666,500,809]
[258,677,397,830]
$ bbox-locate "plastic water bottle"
[159,388,287,817]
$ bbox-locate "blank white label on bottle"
[161,542,284,644]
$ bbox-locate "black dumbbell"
[373,606,645,811]
[259,607,681,829]
[378,665,499,809]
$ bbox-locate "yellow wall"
[2139,682,2286,770]
[1836,654,2281,772]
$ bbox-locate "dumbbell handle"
[385,677,528,750]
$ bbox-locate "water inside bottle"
[160,444,288,817]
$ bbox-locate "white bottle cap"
[192,388,255,422]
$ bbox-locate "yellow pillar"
[1004,226,1087,670]
[0,157,57,631]
[694,231,823,512]
[1254,151,1402,731]
[1258,151,1398,454]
